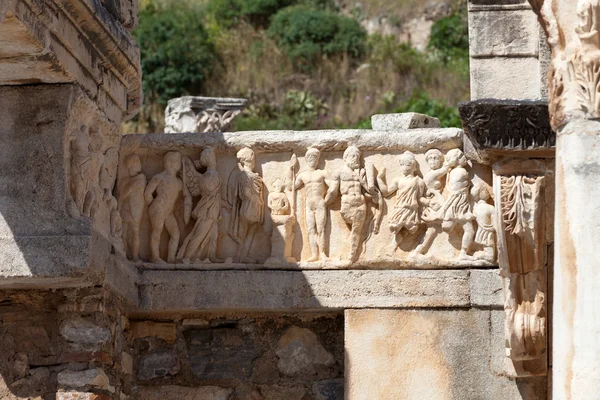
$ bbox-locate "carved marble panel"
[117,129,495,269]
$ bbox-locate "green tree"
[134,0,217,106]
[268,6,367,70]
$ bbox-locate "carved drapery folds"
[493,159,548,376]
[115,132,497,269]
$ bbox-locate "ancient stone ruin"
[0,0,598,399]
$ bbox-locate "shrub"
[428,11,469,65]
[268,6,367,70]
[206,0,338,28]
[135,0,217,106]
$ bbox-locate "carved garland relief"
[114,146,496,268]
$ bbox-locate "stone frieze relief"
[113,138,497,269]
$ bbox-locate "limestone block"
[469,269,503,307]
[470,57,542,100]
[371,113,440,130]
[469,9,540,57]
[135,386,234,400]
[0,0,142,120]
[345,309,547,399]
[275,326,334,375]
[139,270,474,311]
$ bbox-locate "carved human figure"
[377,151,430,251]
[118,155,147,261]
[326,146,371,263]
[266,178,296,264]
[294,148,331,262]
[69,126,96,217]
[471,182,496,262]
[227,147,265,263]
[99,147,122,242]
[441,148,475,258]
[177,148,223,263]
[414,149,449,255]
[144,151,183,263]
[88,135,105,218]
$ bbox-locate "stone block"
[130,321,177,343]
[371,113,440,130]
[345,309,547,399]
[57,369,111,391]
[276,326,334,375]
[137,351,180,381]
[60,317,111,346]
[259,385,307,400]
[136,386,233,400]
[140,270,472,311]
[470,57,542,100]
[469,269,503,307]
[469,9,540,57]
[313,379,344,400]
[56,393,112,400]
[184,327,262,380]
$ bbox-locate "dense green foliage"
[134,1,217,105]
[428,8,469,64]
[268,6,367,68]
[206,0,338,28]
[127,0,470,133]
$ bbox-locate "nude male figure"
[326,146,370,263]
[294,148,331,262]
[119,154,147,261]
[144,151,183,263]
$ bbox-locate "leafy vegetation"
[125,0,470,133]
[134,0,217,107]
[268,6,367,69]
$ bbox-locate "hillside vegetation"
[126,0,469,132]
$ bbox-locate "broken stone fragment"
[371,112,441,130]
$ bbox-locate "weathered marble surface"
[119,127,497,269]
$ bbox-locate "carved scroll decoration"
[494,159,548,377]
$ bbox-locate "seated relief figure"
[144,151,183,263]
[326,146,378,263]
[294,148,332,262]
[227,147,265,263]
[177,147,223,264]
[377,151,432,252]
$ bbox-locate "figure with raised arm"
[377,151,430,251]
[326,146,372,263]
[441,148,475,258]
